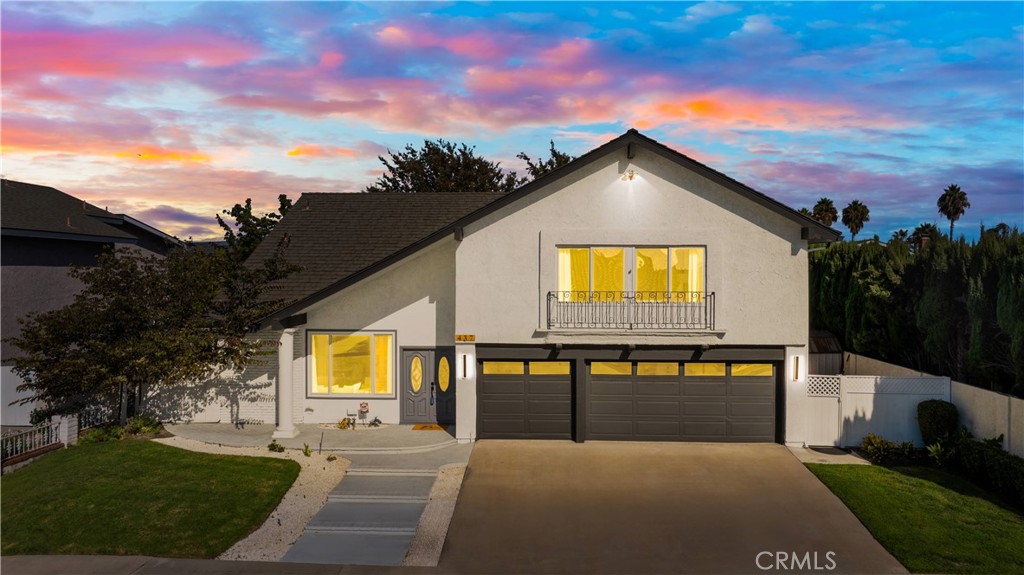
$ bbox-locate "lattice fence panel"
[807,375,841,397]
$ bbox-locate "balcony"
[547,291,715,330]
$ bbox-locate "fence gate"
[806,375,841,446]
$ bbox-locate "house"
[1,179,177,425]
[165,130,841,445]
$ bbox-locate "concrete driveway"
[438,441,906,574]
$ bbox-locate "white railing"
[547,291,715,330]
[1,421,62,462]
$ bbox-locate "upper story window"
[309,331,394,396]
[557,246,705,302]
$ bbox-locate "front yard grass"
[807,463,1024,574]
[1,440,299,558]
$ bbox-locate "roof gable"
[263,130,840,322]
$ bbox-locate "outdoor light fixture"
[622,169,637,181]
[793,355,800,381]
[458,352,475,379]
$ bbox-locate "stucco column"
[272,328,298,439]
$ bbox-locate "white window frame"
[306,330,397,398]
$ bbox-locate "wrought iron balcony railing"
[547,291,715,330]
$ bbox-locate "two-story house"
[1,179,176,425]
[173,130,840,446]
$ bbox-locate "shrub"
[124,415,162,435]
[302,443,312,457]
[326,454,338,462]
[955,437,1024,507]
[860,434,918,464]
[78,425,126,444]
[918,400,959,446]
[267,440,285,453]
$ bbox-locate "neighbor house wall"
[293,239,457,425]
[1,366,35,426]
[455,145,810,348]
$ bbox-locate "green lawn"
[1,440,300,558]
[807,463,1024,574]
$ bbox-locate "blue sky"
[2,1,1021,239]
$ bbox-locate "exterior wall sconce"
[622,169,637,181]
[458,352,476,379]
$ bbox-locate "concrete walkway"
[282,444,472,566]
[788,445,872,465]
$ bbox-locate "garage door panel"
[590,399,633,415]
[637,401,679,416]
[636,382,680,396]
[528,380,571,394]
[636,420,680,436]
[481,399,524,415]
[481,418,526,434]
[479,362,572,440]
[683,401,727,416]
[482,380,526,394]
[730,381,774,396]
[683,420,729,436]
[528,399,572,414]
[588,419,633,436]
[729,420,775,438]
[729,400,774,417]
[683,381,727,396]
[590,380,634,395]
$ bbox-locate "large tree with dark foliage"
[366,139,575,194]
[7,204,298,424]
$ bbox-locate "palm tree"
[812,197,839,227]
[841,200,870,241]
[889,229,909,244]
[798,207,812,217]
[937,183,971,238]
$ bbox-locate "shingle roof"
[250,192,506,306]
[1,179,136,240]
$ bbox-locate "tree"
[937,183,971,238]
[911,223,941,252]
[216,195,292,261]
[8,214,298,424]
[889,229,909,244]
[798,207,813,217]
[366,139,521,194]
[517,140,574,180]
[841,200,871,241]
[812,197,839,227]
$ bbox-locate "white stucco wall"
[293,239,457,425]
[1,366,36,426]
[454,145,810,348]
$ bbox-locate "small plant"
[369,417,382,428]
[337,418,351,430]
[267,440,285,453]
[302,443,312,457]
[326,454,338,462]
[926,442,954,467]
[78,425,126,444]
[124,415,163,435]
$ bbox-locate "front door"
[402,349,435,424]
[435,347,456,425]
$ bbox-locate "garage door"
[478,361,572,439]
[587,362,776,442]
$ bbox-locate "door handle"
[430,381,435,405]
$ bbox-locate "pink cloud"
[287,144,358,158]
[374,24,508,59]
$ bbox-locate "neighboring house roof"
[1,179,137,242]
[262,129,842,323]
[810,329,844,354]
[250,192,506,308]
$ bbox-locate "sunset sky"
[2,1,1022,240]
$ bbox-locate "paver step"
[329,494,428,503]
[282,531,415,566]
[306,501,426,532]
[331,473,436,500]
[302,524,418,535]
[346,468,438,477]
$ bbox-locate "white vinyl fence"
[805,374,950,447]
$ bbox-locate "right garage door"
[587,361,776,442]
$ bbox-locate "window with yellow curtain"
[670,247,705,302]
[309,332,395,396]
[592,247,625,301]
[557,248,590,301]
[636,248,669,301]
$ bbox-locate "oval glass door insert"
[438,356,450,392]
[410,355,423,393]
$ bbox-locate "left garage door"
[478,361,572,439]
